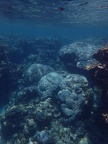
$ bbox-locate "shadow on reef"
[85,44,108,110]
[85,43,108,139]
[0,45,24,105]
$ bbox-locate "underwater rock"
[0,96,56,142]
[0,102,38,141]
[35,130,50,144]
[38,72,63,100]
[57,74,93,122]
[58,42,99,70]
[23,63,54,86]
[85,44,108,125]
[34,98,55,127]
[22,118,37,137]
[16,85,38,103]
[0,36,106,144]
[78,136,91,144]
[85,45,108,105]
[49,119,102,144]
[1,105,28,139]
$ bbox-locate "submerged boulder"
[38,72,63,100]
[59,42,99,70]
[57,74,93,122]
[35,130,50,144]
[23,63,54,86]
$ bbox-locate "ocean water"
[0,0,108,144]
[0,18,108,39]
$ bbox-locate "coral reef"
[58,41,100,71]
[85,44,108,104]
[85,44,108,128]
[38,72,63,100]
[57,74,93,122]
[0,37,107,144]
[0,71,97,144]
[0,45,23,103]
[23,64,54,86]
[35,130,50,144]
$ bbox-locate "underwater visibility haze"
[0,0,108,144]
